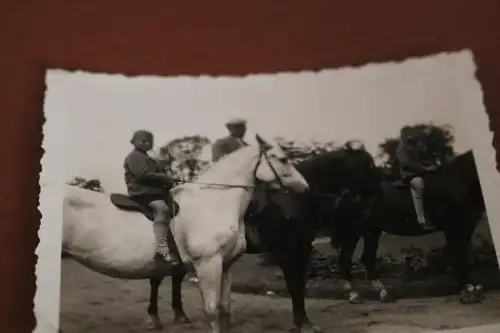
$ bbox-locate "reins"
[174,149,264,191]
[169,148,339,199]
[172,179,339,199]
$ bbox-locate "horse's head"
[427,150,484,211]
[336,143,380,200]
[254,134,309,193]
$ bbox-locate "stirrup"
[155,251,180,265]
[418,220,434,231]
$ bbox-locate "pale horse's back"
[63,185,159,273]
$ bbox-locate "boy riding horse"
[124,130,179,264]
[396,126,435,231]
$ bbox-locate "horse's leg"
[444,222,484,304]
[338,231,362,303]
[279,239,323,333]
[146,276,164,330]
[219,269,232,333]
[361,227,394,302]
[171,264,191,324]
[195,255,224,333]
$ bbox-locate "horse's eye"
[278,157,288,164]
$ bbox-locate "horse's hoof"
[460,286,482,305]
[347,291,363,304]
[289,324,323,333]
[310,324,324,333]
[477,293,486,302]
[174,314,192,324]
[146,316,163,330]
[474,285,486,301]
[380,290,396,303]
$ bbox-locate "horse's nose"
[299,181,310,193]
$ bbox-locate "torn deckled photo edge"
[36,69,72,333]
[35,49,500,333]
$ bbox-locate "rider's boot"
[153,220,179,265]
[410,178,434,231]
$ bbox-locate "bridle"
[259,148,290,193]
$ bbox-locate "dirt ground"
[60,258,500,333]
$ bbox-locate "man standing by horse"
[211,118,268,248]
[396,126,436,231]
[211,118,267,211]
[211,118,249,162]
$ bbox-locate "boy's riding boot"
[153,220,178,264]
[410,183,433,231]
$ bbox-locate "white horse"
[62,134,309,333]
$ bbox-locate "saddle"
[109,193,182,261]
[382,181,433,228]
[109,193,180,222]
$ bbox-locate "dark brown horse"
[330,150,489,304]
[146,145,379,333]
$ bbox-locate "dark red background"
[1,1,499,332]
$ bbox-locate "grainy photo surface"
[37,50,500,333]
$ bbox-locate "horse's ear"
[255,133,264,144]
[255,134,272,151]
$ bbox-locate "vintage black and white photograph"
[37,50,500,333]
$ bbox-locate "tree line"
[68,123,456,192]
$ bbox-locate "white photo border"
[34,49,500,333]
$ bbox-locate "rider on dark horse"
[124,130,179,264]
[396,126,436,231]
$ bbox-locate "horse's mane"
[296,150,342,175]
[296,147,373,176]
[65,184,108,208]
[295,147,376,194]
[66,183,105,196]
[171,145,260,197]
[422,149,485,212]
